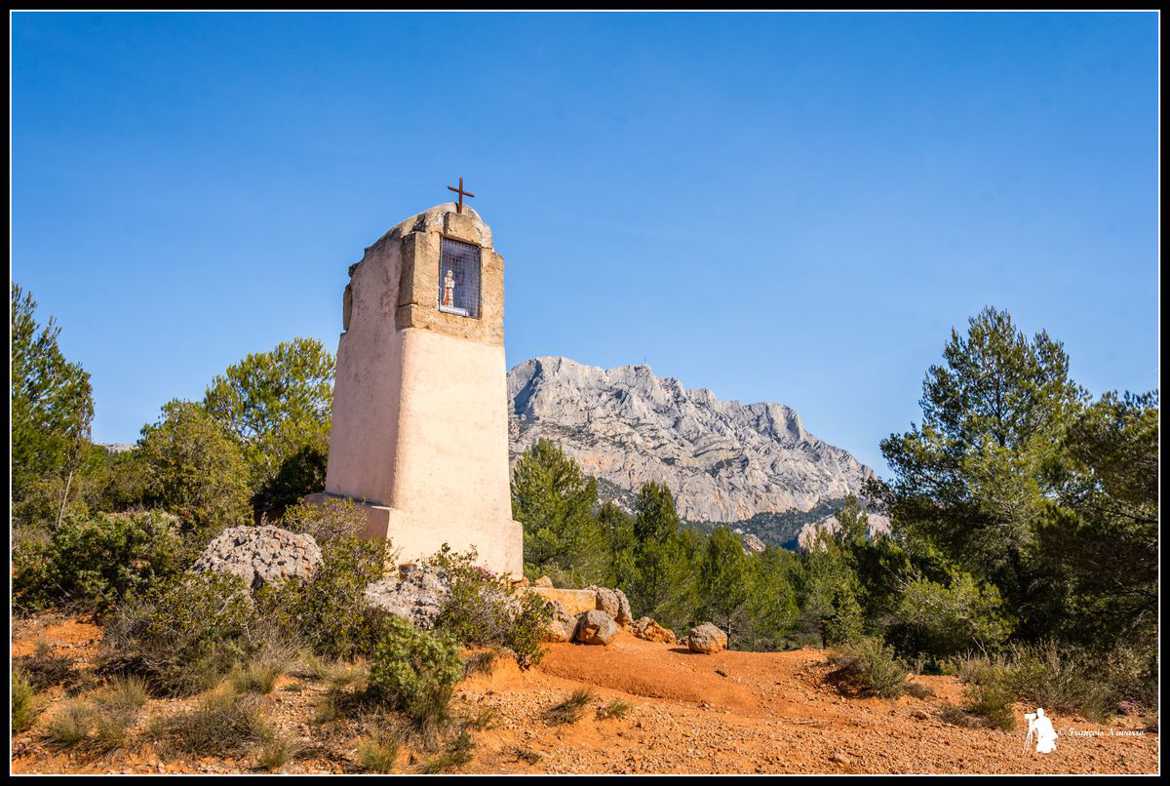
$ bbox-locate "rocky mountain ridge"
[508,356,876,546]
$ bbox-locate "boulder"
[193,525,322,591]
[587,585,634,627]
[686,622,728,654]
[364,562,451,628]
[542,600,577,643]
[631,616,677,644]
[574,609,620,646]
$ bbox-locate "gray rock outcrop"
[686,622,728,654]
[588,585,633,627]
[508,356,873,524]
[193,526,322,591]
[363,562,451,628]
[796,512,892,551]
[574,609,620,646]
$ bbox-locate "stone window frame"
[436,235,483,320]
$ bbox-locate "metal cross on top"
[447,177,476,214]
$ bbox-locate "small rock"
[830,751,851,765]
[631,616,677,644]
[533,575,554,588]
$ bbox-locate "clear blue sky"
[12,12,1159,475]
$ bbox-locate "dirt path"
[10,615,1159,774]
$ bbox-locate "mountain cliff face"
[507,356,875,543]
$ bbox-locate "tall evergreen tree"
[879,306,1087,636]
[510,439,607,584]
[11,284,94,522]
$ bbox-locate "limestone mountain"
[507,356,875,548]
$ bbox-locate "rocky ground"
[11,612,1158,775]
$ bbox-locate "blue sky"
[12,12,1159,475]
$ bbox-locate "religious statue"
[442,269,456,308]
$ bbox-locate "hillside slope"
[12,614,1157,775]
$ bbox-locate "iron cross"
[447,177,476,214]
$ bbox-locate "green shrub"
[13,510,185,614]
[98,572,262,697]
[429,546,553,669]
[828,637,909,699]
[368,617,463,733]
[279,497,369,545]
[262,534,390,661]
[12,670,44,734]
[963,668,1017,731]
[952,639,1155,726]
[895,572,1014,657]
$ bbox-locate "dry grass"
[597,699,632,720]
[420,728,474,773]
[255,732,299,771]
[542,689,594,725]
[357,726,401,773]
[12,669,44,734]
[150,690,272,757]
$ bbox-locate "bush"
[951,639,1155,726]
[137,400,252,533]
[99,572,263,697]
[229,657,287,695]
[12,670,43,734]
[828,637,909,699]
[421,728,475,773]
[280,497,369,545]
[963,667,1017,731]
[12,510,186,614]
[256,732,298,771]
[368,616,463,733]
[895,572,1014,657]
[260,533,390,661]
[597,699,632,720]
[428,546,553,669]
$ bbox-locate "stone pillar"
[310,203,523,578]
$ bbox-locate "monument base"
[304,492,524,579]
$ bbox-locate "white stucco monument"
[310,192,523,577]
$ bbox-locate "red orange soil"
[10,614,1159,774]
